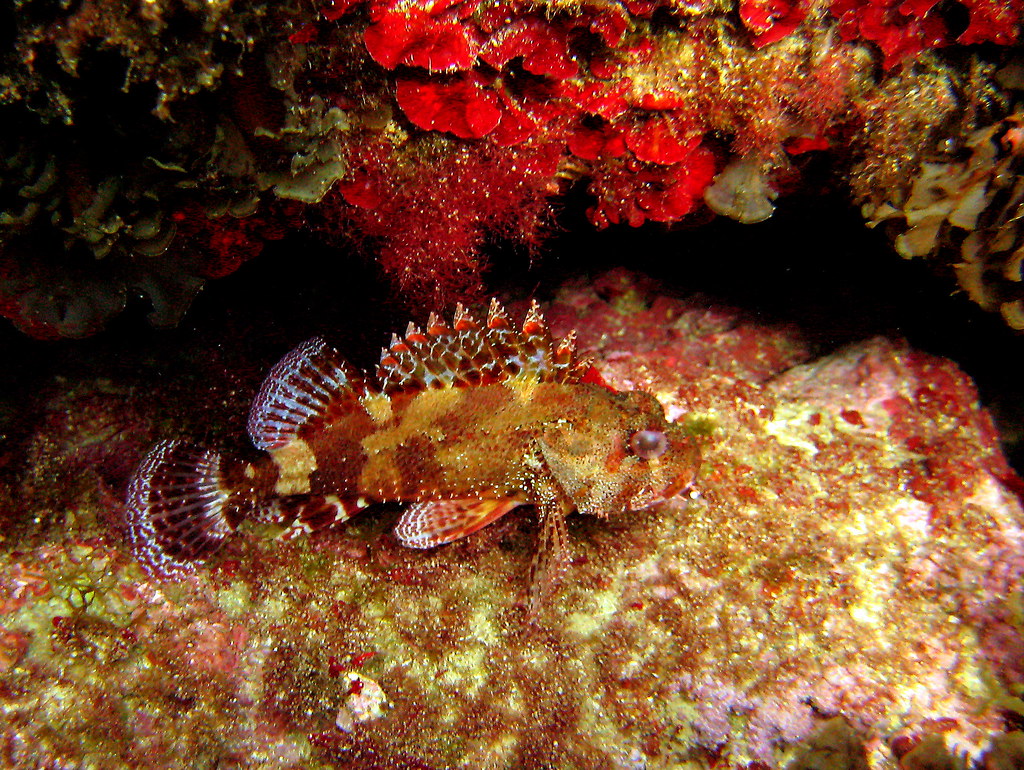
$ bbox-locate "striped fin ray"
[125,440,249,578]
[393,496,526,548]
[248,337,371,451]
[377,299,588,395]
[527,504,571,614]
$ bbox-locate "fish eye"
[629,429,668,459]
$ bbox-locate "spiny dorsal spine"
[376,299,584,394]
[249,301,592,451]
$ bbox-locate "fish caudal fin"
[126,440,250,578]
[393,497,525,548]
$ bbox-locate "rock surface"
[1,270,1022,768]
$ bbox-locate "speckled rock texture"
[1,270,1022,769]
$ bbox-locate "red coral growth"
[587,5,630,47]
[479,17,577,80]
[332,139,560,303]
[289,23,319,45]
[488,91,542,146]
[316,0,764,294]
[364,1,478,71]
[374,2,638,148]
[559,80,630,120]
[395,75,502,139]
[829,0,948,68]
[173,202,299,280]
[568,120,627,160]
[826,0,1020,65]
[620,0,670,16]
[957,0,1020,45]
[587,145,717,228]
[740,0,806,47]
[785,134,830,154]
[624,112,702,165]
[197,220,267,279]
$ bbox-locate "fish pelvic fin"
[526,499,572,616]
[125,440,253,578]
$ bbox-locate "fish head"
[537,389,701,518]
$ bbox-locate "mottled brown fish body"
[281,379,644,505]
[125,299,700,590]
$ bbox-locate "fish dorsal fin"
[377,299,589,394]
[248,337,368,450]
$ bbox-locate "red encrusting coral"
[829,0,1021,68]
[956,0,1021,44]
[316,1,746,300]
[560,80,630,121]
[395,75,502,139]
[364,1,478,71]
[486,90,543,146]
[829,0,947,69]
[323,0,884,278]
[568,120,627,160]
[785,134,831,154]
[479,17,578,80]
[587,145,718,228]
[623,112,703,165]
[740,0,807,48]
[171,202,302,280]
[317,0,770,295]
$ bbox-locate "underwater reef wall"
[2,0,1024,337]
[1,272,1023,768]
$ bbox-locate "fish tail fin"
[126,439,253,578]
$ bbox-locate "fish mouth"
[628,470,697,511]
[660,473,695,501]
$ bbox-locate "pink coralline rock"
[1,270,1022,768]
[542,274,1024,763]
[0,542,308,767]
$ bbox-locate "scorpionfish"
[126,300,701,595]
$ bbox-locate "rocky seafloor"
[1,269,1024,769]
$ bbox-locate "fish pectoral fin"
[393,497,526,549]
[247,337,370,451]
[254,494,372,540]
